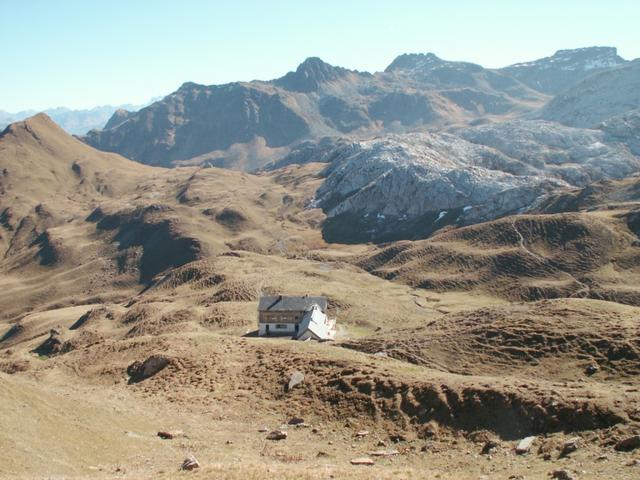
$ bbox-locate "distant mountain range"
[80,46,639,171]
[0,102,153,135]
[501,46,628,94]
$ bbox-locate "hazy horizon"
[3,0,639,112]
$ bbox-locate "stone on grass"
[481,440,499,455]
[551,469,575,480]
[515,436,536,454]
[350,457,375,466]
[181,455,200,471]
[157,430,184,440]
[266,430,288,441]
[287,371,304,391]
[560,437,580,456]
[616,435,640,452]
[585,364,599,376]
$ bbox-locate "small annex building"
[257,295,336,341]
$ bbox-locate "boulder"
[481,440,499,455]
[157,430,184,440]
[515,436,536,454]
[127,354,172,383]
[287,371,304,391]
[585,364,599,376]
[266,430,288,441]
[615,435,640,452]
[560,437,581,456]
[551,469,575,480]
[181,455,200,471]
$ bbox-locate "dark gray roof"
[258,295,327,313]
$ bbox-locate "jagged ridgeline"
[82,47,638,172]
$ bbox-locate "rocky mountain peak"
[274,57,349,92]
[502,46,627,94]
[176,81,206,94]
[103,108,133,130]
[384,53,443,72]
[554,46,624,67]
[384,52,485,75]
[510,46,625,72]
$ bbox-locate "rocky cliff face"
[501,47,627,95]
[307,134,564,242]
[293,122,640,242]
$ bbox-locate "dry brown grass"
[1,115,640,479]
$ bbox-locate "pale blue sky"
[2,0,639,112]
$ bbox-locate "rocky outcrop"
[298,125,640,242]
[274,57,357,92]
[501,47,627,94]
[599,109,640,156]
[310,134,566,242]
[458,120,640,185]
[127,354,173,383]
[537,61,640,128]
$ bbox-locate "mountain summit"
[83,47,636,170]
[501,46,627,94]
[274,57,354,92]
[385,52,482,73]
